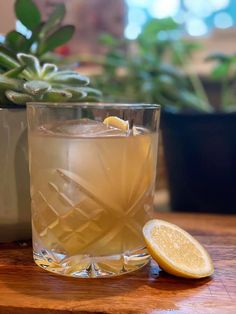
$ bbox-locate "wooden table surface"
[0,212,235,314]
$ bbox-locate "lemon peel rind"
[103,116,129,131]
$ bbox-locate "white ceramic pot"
[0,108,31,242]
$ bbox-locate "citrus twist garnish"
[103,116,129,131]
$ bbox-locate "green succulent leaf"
[40,4,66,37]
[24,23,44,51]
[6,90,34,105]
[38,25,75,56]
[41,63,58,77]
[0,46,16,59]
[49,70,89,86]
[79,87,102,101]
[15,0,41,31]
[0,52,20,70]
[0,75,22,90]
[64,86,87,99]
[17,53,40,76]
[4,65,26,78]
[42,88,72,102]
[81,86,102,97]
[5,31,28,52]
[23,80,50,95]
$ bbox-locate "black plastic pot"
[161,111,236,214]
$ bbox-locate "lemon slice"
[103,116,129,131]
[143,219,214,278]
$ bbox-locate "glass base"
[33,247,150,278]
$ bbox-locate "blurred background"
[1,0,236,56]
[1,0,236,214]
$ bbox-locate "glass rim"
[26,102,160,110]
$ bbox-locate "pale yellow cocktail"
[29,118,158,277]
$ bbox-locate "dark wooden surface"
[0,212,235,314]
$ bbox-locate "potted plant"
[93,18,236,214]
[0,0,101,242]
[161,53,236,214]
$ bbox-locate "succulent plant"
[0,52,101,106]
[0,0,74,66]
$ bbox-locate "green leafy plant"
[93,18,214,112]
[0,52,101,106]
[206,52,236,111]
[1,0,74,62]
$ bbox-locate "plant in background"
[0,0,74,65]
[0,52,101,106]
[206,52,236,111]
[93,18,214,112]
[0,0,101,106]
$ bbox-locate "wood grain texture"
[0,212,235,314]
